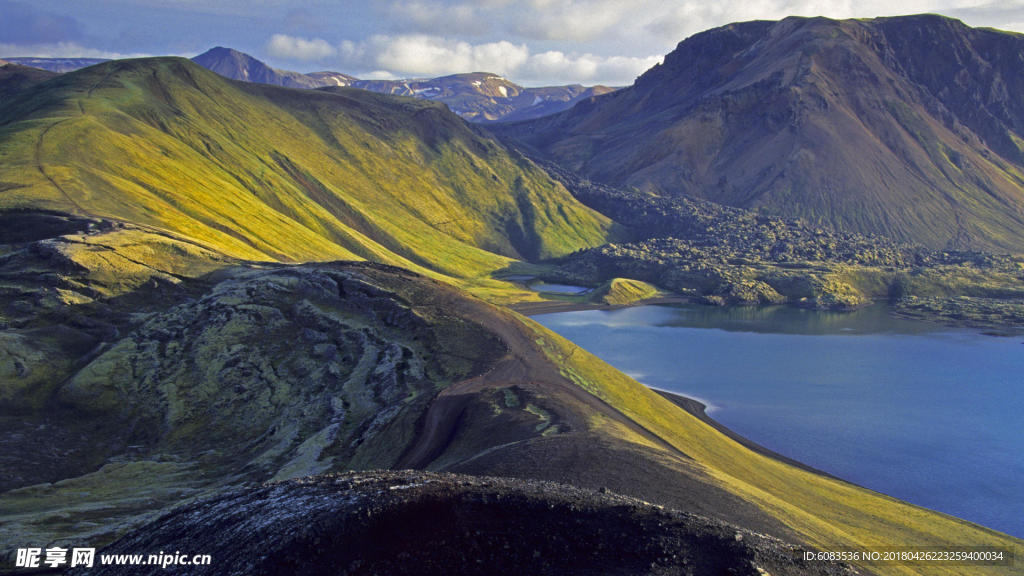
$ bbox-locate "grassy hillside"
[0,57,614,294]
[0,62,57,101]
[1,233,1018,574]
[591,277,663,305]
[2,53,1021,576]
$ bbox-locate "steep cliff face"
[503,15,1024,252]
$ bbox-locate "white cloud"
[338,39,367,63]
[333,33,659,85]
[368,35,530,76]
[267,34,337,61]
[362,70,401,80]
[514,0,632,41]
[378,0,1024,74]
[521,52,663,85]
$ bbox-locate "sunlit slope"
[525,319,1021,576]
[0,57,613,279]
[1,221,1019,572]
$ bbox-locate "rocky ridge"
[77,470,858,576]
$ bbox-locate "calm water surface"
[535,304,1024,537]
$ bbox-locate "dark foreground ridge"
[78,471,857,576]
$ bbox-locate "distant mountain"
[353,72,616,123]
[501,15,1024,253]
[189,47,615,122]
[191,46,327,89]
[1,57,109,73]
[306,70,358,86]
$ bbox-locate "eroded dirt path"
[390,275,692,469]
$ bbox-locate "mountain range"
[2,48,614,124]
[190,46,344,89]
[351,72,615,122]
[189,47,616,123]
[2,14,1023,575]
[502,14,1024,253]
[1,57,110,73]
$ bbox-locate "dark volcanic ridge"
[77,471,857,576]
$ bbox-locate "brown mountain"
[502,15,1024,252]
[191,46,327,89]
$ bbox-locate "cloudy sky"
[2,0,1023,85]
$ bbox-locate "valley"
[2,13,1024,576]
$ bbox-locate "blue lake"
[535,304,1024,538]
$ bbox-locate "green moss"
[0,460,206,551]
[589,278,664,306]
[502,387,521,408]
[0,58,615,291]
[523,403,552,432]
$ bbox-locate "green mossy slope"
[0,57,614,286]
[0,230,1019,574]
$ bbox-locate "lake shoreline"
[532,303,1024,537]
[518,296,848,481]
[512,295,689,316]
[519,298,864,483]
[517,296,1024,336]
[651,388,843,481]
